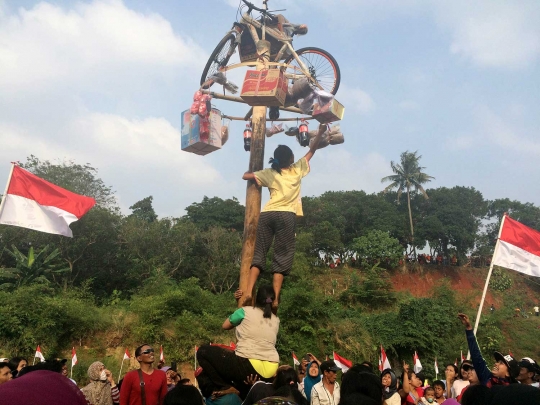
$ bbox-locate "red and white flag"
[195,345,199,353]
[434,358,439,375]
[0,165,95,237]
[454,358,458,367]
[381,345,391,370]
[378,355,383,372]
[160,345,165,362]
[333,351,352,373]
[123,348,130,360]
[35,345,45,362]
[461,350,466,363]
[292,352,300,366]
[492,216,540,277]
[72,347,78,367]
[413,351,423,374]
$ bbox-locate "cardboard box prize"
[181,108,222,156]
[240,69,288,106]
[312,98,345,124]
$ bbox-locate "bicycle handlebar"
[241,0,271,16]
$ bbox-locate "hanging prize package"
[191,91,203,114]
[269,106,280,120]
[181,108,222,155]
[240,69,288,106]
[265,123,284,137]
[307,125,344,150]
[243,123,252,151]
[208,72,239,94]
[284,126,299,137]
[297,119,310,147]
[312,97,345,123]
[221,123,230,146]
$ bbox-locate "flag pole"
[71,360,73,379]
[32,356,36,366]
[118,359,124,382]
[0,163,15,218]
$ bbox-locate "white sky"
[1,0,539,216]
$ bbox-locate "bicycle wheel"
[200,33,236,87]
[284,47,341,95]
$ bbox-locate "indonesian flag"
[72,347,78,367]
[413,351,423,374]
[378,355,383,372]
[0,165,95,237]
[292,352,300,366]
[461,350,466,362]
[381,345,391,370]
[160,345,165,362]
[492,216,540,277]
[434,358,439,375]
[333,351,352,373]
[123,348,130,360]
[35,345,45,362]
[230,341,237,350]
[454,358,458,367]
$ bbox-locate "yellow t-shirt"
[254,157,310,216]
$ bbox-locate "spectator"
[431,380,445,404]
[381,369,400,405]
[402,362,425,405]
[444,363,459,398]
[164,384,205,405]
[81,361,120,405]
[8,357,27,378]
[242,365,299,405]
[162,367,177,391]
[0,370,87,405]
[0,362,12,385]
[490,304,495,313]
[340,367,381,404]
[452,360,471,398]
[197,285,279,399]
[516,357,539,388]
[460,384,489,405]
[457,360,481,402]
[310,360,340,405]
[458,313,519,387]
[419,386,435,404]
[57,358,77,385]
[534,305,539,317]
[303,361,321,403]
[120,344,168,405]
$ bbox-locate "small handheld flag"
[413,351,423,374]
[333,351,352,373]
[292,352,300,366]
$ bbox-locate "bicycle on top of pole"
[200,0,341,96]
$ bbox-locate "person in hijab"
[81,361,120,405]
[303,362,321,403]
[381,369,400,405]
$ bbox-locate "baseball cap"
[519,357,539,374]
[494,352,520,379]
[320,360,340,373]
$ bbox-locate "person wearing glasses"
[456,363,480,402]
[120,344,168,405]
[452,360,472,398]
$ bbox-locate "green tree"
[184,196,245,231]
[381,151,434,259]
[129,196,158,223]
[0,245,69,289]
[351,230,403,268]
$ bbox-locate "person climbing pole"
[240,123,328,310]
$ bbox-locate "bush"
[489,268,512,292]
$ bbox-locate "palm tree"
[381,151,434,259]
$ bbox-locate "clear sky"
[1,0,539,217]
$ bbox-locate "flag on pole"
[123,348,130,360]
[381,345,391,370]
[492,216,540,277]
[195,345,199,352]
[461,350,466,363]
[333,351,352,373]
[434,358,439,375]
[71,347,78,367]
[160,345,165,362]
[413,351,423,374]
[454,358,458,367]
[292,352,300,366]
[0,165,96,237]
[378,355,383,372]
[35,345,45,362]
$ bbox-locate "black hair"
[0,362,9,371]
[459,360,473,380]
[424,387,435,395]
[179,378,192,385]
[273,385,308,405]
[341,370,382,403]
[269,145,294,174]
[461,384,490,405]
[135,344,151,357]
[255,284,275,318]
[445,363,459,376]
[8,357,27,372]
[16,359,63,377]
[350,364,375,375]
[164,384,204,405]
[339,393,378,405]
[359,361,374,372]
[273,366,299,389]
[432,380,445,390]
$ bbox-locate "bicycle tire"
[284,47,341,95]
[200,33,237,87]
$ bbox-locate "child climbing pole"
[239,123,328,310]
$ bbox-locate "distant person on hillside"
[81,361,120,405]
[490,304,495,313]
[534,305,539,316]
[452,360,471,398]
[458,313,519,387]
[241,124,328,311]
[119,344,168,405]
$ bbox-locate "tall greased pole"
[238,39,270,306]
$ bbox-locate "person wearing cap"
[516,358,540,388]
[310,360,340,405]
[458,313,519,387]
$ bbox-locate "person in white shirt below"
[310,360,340,405]
[516,357,540,388]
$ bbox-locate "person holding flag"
[402,361,425,405]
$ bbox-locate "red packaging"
[240,69,288,106]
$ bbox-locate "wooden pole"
[238,42,270,306]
